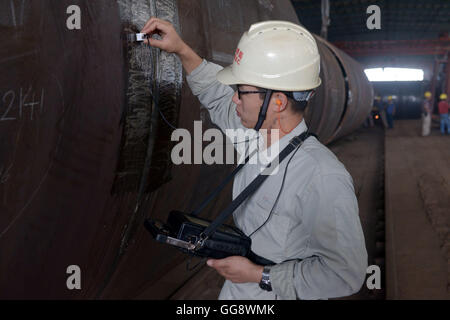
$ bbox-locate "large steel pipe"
[0,0,371,299]
[306,36,346,144]
[307,36,373,144]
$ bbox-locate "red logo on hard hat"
[234,48,244,65]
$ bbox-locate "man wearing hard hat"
[141,18,367,300]
[438,93,449,135]
[422,91,433,136]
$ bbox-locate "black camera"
[144,211,273,265]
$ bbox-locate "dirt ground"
[169,125,386,300]
[385,119,450,299]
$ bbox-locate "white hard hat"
[217,20,322,91]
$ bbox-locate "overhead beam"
[333,38,450,56]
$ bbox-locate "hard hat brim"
[216,65,322,91]
[216,66,242,86]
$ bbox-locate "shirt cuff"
[270,260,298,300]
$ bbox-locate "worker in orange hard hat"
[369,95,383,127]
[422,91,433,136]
[438,93,449,135]
[364,96,378,128]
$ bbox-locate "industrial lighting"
[364,68,424,81]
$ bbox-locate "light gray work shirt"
[186,59,368,300]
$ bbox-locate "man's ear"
[272,93,288,112]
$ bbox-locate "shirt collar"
[258,119,308,164]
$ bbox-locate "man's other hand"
[207,256,264,284]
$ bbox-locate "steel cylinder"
[307,36,374,144]
[0,0,372,299]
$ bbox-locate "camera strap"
[195,130,316,248]
[190,148,258,216]
[191,90,274,216]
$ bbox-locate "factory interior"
[0,0,449,301]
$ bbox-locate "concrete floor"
[385,119,450,300]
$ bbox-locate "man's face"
[232,85,266,128]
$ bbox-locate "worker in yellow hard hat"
[422,91,433,136]
[385,96,396,129]
[438,93,449,135]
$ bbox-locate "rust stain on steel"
[0,0,372,299]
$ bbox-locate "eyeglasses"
[236,88,315,102]
[237,88,267,100]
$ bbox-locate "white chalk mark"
[24,93,39,121]
[0,50,39,65]
[0,74,66,239]
[19,88,22,118]
[40,89,45,114]
[19,86,32,119]
[1,88,45,122]
[0,164,13,184]
[1,90,16,121]
[10,0,17,27]
[19,0,25,25]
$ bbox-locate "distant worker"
[438,93,449,135]
[422,91,433,137]
[385,96,396,129]
[374,96,388,128]
[364,96,378,128]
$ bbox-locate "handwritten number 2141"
[1,88,44,122]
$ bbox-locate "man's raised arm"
[141,17,202,74]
